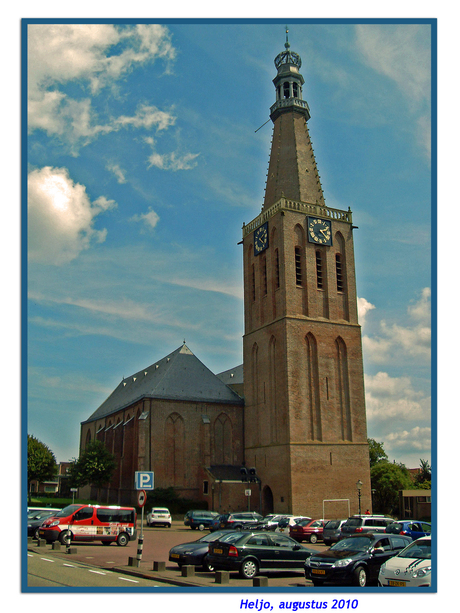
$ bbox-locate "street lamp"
[356,480,363,515]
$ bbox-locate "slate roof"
[82,343,244,425]
[216,363,243,386]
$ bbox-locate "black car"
[27,510,59,539]
[305,533,412,587]
[216,512,263,530]
[169,530,231,571]
[207,530,315,579]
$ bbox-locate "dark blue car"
[385,520,431,541]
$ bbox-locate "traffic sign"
[245,489,252,496]
[135,471,154,490]
[137,490,147,507]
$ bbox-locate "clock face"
[307,217,332,246]
[254,222,269,255]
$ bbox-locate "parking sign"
[135,471,154,490]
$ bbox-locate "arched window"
[336,254,343,292]
[316,250,324,289]
[214,414,233,464]
[165,413,185,486]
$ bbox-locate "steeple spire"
[263,30,325,210]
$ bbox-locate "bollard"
[52,542,61,551]
[128,556,141,567]
[253,576,268,587]
[153,561,166,572]
[181,565,195,577]
[66,547,78,554]
[36,539,46,547]
[215,570,230,584]
[136,536,143,563]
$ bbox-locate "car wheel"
[323,539,330,546]
[235,525,242,532]
[58,530,71,545]
[198,523,205,531]
[203,555,215,572]
[191,526,196,530]
[117,532,129,547]
[353,566,368,587]
[310,534,318,544]
[240,558,258,579]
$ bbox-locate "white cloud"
[28,166,116,265]
[365,371,430,423]
[357,296,375,327]
[144,136,200,171]
[106,163,127,184]
[362,288,431,363]
[385,426,432,454]
[130,208,160,230]
[28,24,176,149]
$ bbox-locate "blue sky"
[25,19,433,469]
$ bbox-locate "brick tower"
[242,31,372,518]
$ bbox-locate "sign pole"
[136,489,146,564]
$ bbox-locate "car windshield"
[397,539,431,560]
[344,518,362,527]
[217,532,246,544]
[330,537,372,552]
[386,522,402,534]
[54,504,82,518]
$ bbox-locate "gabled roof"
[82,343,244,424]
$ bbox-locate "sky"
[25,19,433,470]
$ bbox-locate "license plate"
[220,523,225,528]
[279,528,285,532]
[171,553,180,558]
[312,569,326,575]
[39,530,45,536]
[389,580,406,587]
[213,548,223,554]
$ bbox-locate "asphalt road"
[27,551,167,588]
[26,520,324,589]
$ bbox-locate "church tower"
[242,31,372,517]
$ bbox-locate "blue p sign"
[135,471,154,490]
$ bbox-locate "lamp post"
[356,480,363,515]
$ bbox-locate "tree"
[370,461,413,515]
[368,438,388,468]
[414,459,431,488]
[68,440,116,492]
[27,435,58,501]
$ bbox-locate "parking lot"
[27,520,324,588]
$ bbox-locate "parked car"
[378,535,431,587]
[38,504,137,546]
[305,532,411,587]
[255,514,292,531]
[323,519,347,545]
[28,507,61,515]
[207,530,316,579]
[290,518,327,544]
[209,514,227,532]
[384,520,431,541]
[276,516,311,533]
[27,510,59,539]
[168,530,231,571]
[146,507,171,527]
[184,510,219,530]
[340,515,394,536]
[215,512,263,530]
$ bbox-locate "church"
[80,33,372,518]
